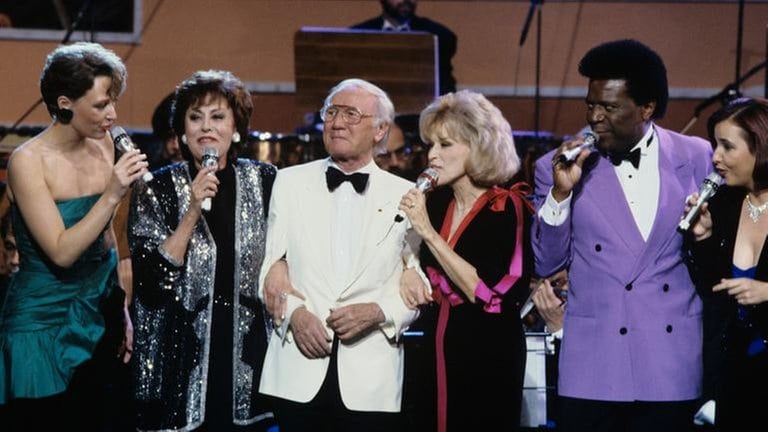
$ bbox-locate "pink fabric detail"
[427,267,464,306]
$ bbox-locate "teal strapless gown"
[0,195,118,403]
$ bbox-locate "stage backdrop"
[0,0,766,142]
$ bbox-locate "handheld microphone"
[395,167,439,223]
[554,131,599,166]
[200,146,219,212]
[677,172,722,232]
[110,126,153,182]
[520,279,568,319]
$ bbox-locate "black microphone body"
[555,131,599,165]
[110,126,153,182]
[200,147,219,212]
[677,172,722,232]
[395,167,439,223]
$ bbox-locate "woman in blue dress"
[0,42,149,430]
[687,97,768,431]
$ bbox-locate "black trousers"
[558,396,699,432]
[269,337,404,432]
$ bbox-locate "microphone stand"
[680,60,767,135]
[680,0,758,135]
[0,0,93,144]
[519,0,543,136]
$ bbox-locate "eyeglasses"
[376,145,415,160]
[321,104,374,125]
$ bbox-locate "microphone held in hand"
[200,146,219,212]
[554,131,599,166]
[677,172,722,232]
[395,167,439,223]
[110,126,153,182]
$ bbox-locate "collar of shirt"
[326,158,375,177]
[382,18,411,31]
[613,124,656,170]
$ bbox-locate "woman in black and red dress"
[399,90,533,432]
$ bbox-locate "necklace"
[745,195,768,223]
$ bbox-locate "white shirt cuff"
[538,188,572,226]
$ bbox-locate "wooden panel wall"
[0,1,765,142]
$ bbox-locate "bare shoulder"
[8,137,44,176]
[7,137,48,200]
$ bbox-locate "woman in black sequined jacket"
[128,70,276,432]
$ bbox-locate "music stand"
[294,26,439,115]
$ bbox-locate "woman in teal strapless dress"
[0,42,150,431]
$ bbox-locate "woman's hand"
[188,165,219,213]
[263,259,305,325]
[118,303,134,364]
[399,188,436,240]
[399,267,431,309]
[106,150,148,203]
[685,192,713,241]
[713,277,768,305]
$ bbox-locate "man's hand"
[326,303,385,341]
[533,277,567,332]
[290,307,332,359]
[551,137,591,202]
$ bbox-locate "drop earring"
[181,134,187,144]
[232,132,241,143]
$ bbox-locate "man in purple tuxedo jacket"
[532,39,712,432]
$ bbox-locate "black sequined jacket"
[128,159,276,431]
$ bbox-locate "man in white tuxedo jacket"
[257,79,427,432]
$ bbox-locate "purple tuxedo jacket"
[532,126,712,401]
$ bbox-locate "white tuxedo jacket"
[258,158,421,412]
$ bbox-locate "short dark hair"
[151,92,176,142]
[40,42,126,118]
[171,70,253,164]
[707,97,768,191]
[578,39,668,119]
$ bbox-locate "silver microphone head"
[201,146,219,169]
[110,126,135,153]
[582,130,599,147]
[702,172,723,192]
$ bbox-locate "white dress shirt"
[539,125,659,241]
[328,159,373,292]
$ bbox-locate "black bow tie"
[607,148,642,169]
[326,166,369,194]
